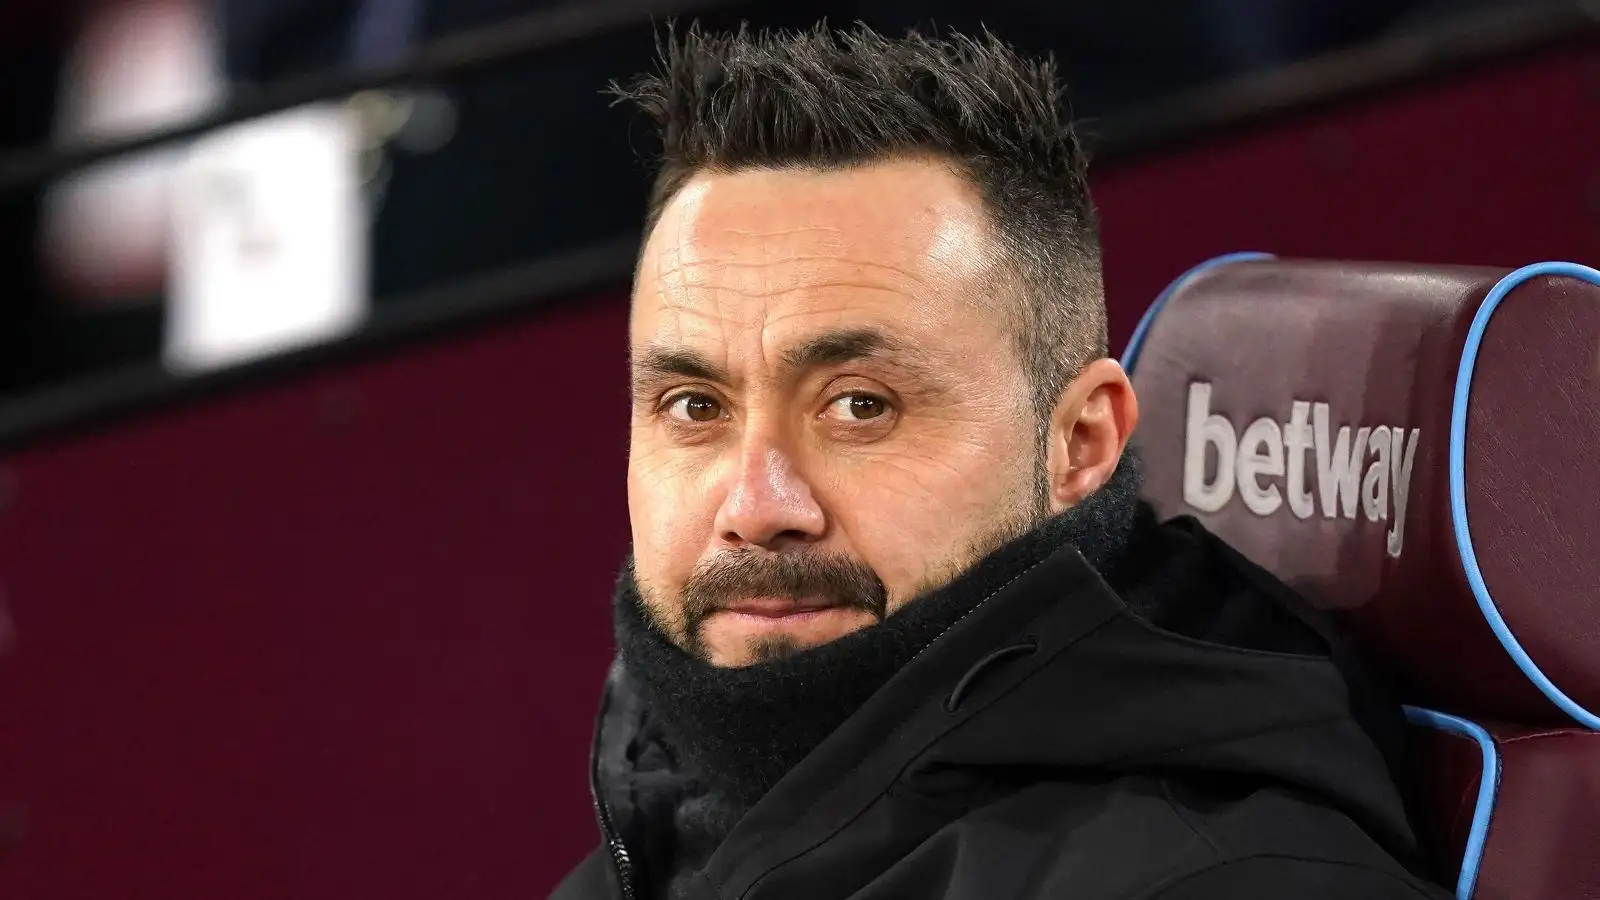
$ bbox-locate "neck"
[611,448,1145,812]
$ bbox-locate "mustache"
[681,549,888,626]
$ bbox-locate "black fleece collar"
[610,449,1145,812]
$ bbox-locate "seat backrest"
[1124,254,1600,900]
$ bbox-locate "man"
[555,24,1448,900]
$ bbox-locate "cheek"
[819,421,1036,603]
[627,443,718,592]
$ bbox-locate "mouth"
[720,595,840,618]
[696,595,880,664]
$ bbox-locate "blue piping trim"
[1403,706,1500,900]
[1452,261,1600,730]
[1120,252,1275,373]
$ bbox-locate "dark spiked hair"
[609,23,1106,429]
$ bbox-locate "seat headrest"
[1125,254,1600,728]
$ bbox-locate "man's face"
[628,159,1044,667]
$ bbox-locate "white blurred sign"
[165,104,369,372]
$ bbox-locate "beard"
[640,460,1049,665]
[675,549,890,662]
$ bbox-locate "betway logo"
[1183,382,1420,558]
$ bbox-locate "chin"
[708,640,811,667]
[743,636,808,665]
[699,607,878,666]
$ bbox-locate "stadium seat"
[1122,253,1600,900]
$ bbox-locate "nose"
[713,439,825,551]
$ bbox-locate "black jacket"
[553,512,1449,899]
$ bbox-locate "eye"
[665,392,725,423]
[824,392,891,421]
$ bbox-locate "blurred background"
[0,0,1594,896]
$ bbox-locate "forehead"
[631,159,1005,349]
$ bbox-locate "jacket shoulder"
[952,777,1443,899]
[1139,781,1446,899]
[1142,855,1449,900]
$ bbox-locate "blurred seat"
[1122,252,1600,900]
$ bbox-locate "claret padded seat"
[1124,253,1600,900]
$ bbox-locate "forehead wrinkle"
[701,219,923,274]
[655,248,934,306]
[774,326,942,382]
[637,219,691,334]
[644,176,963,307]
[688,254,894,269]
[711,224,848,241]
[634,166,1005,374]
[670,281,922,303]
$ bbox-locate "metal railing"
[0,0,1592,453]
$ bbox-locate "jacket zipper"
[588,672,638,900]
[593,789,637,900]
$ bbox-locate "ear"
[1042,358,1140,514]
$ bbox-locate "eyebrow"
[632,347,728,390]
[632,327,938,393]
[781,328,904,372]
